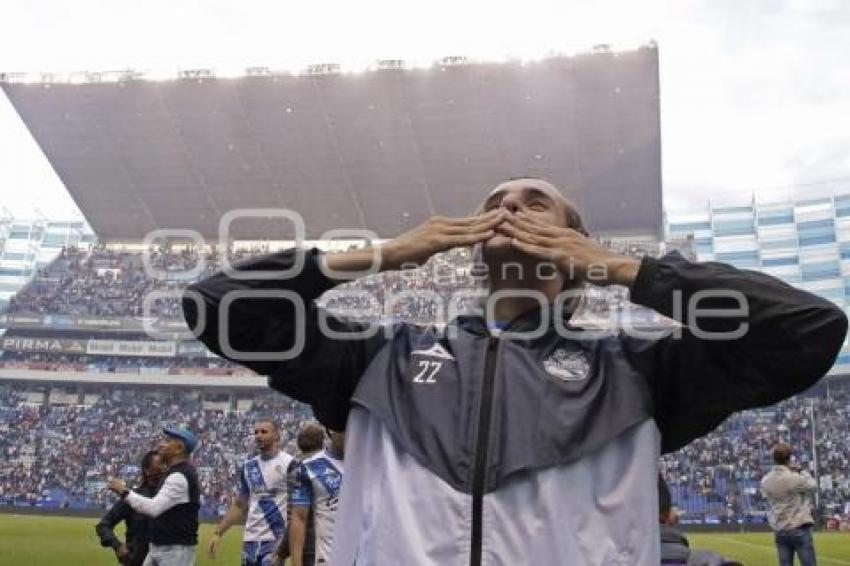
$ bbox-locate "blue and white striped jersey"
[290,450,344,564]
[239,450,296,543]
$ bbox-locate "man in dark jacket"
[96,450,164,565]
[184,177,847,565]
[659,474,692,565]
[658,475,731,566]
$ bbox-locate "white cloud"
[655,0,850,210]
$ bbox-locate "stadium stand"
[6,244,256,319]
[661,381,850,525]
[2,378,849,523]
[2,242,848,526]
[6,242,661,324]
[0,351,249,374]
[0,381,310,517]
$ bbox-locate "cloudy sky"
[0,0,848,220]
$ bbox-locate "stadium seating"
[0,382,310,516]
[661,385,850,524]
[2,380,848,521]
[2,243,848,524]
[7,242,658,323]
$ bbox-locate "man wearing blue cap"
[109,427,201,566]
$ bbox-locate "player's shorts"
[241,540,278,566]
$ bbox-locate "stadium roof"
[2,46,661,242]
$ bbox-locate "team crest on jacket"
[543,348,590,381]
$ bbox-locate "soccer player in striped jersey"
[283,423,324,566]
[289,428,344,566]
[208,418,296,566]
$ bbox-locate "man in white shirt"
[207,418,296,566]
[761,443,818,566]
[108,427,200,566]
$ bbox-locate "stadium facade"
[0,210,94,311]
[667,184,850,376]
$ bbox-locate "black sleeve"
[95,499,131,549]
[183,248,392,430]
[627,252,847,453]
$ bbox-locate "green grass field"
[1,514,850,565]
[0,514,244,565]
[687,532,850,565]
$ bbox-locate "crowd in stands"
[323,247,482,322]
[0,382,308,516]
[1,240,847,525]
[661,382,850,525]
[7,242,663,325]
[8,244,486,323]
[0,351,252,376]
[2,378,848,523]
[7,244,291,319]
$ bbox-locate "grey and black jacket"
[185,249,846,565]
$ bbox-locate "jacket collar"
[453,302,577,336]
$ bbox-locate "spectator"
[658,474,729,566]
[761,443,818,566]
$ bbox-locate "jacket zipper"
[470,335,499,566]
